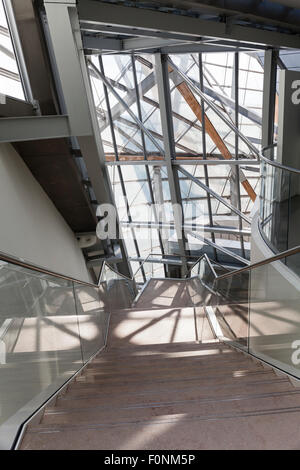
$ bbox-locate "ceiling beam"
[78,0,300,49]
[0,115,72,142]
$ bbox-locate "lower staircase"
[20,279,300,450]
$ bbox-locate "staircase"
[19,279,300,450]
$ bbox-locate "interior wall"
[0,142,91,282]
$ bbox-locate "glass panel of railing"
[260,154,300,276]
[209,269,250,351]
[188,256,216,307]
[102,264,135,310]
[0,261,83,448]
[249,252,300,378]
[73,281,109,362]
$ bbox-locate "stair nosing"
[27,405,300,434]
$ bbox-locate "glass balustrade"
[0,257,134,449]
[248,251,300,378]
[260,147,300,276]
[194,248,300,378]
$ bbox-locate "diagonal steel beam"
[88,60,164,155]
[186,230,250,266]
[168,58,257,202]
[178,166,251,224]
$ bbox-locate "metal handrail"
[187,253,217,278]
[189,246,300,284]
[261,144,300,175]
[215,245,300,280]
[2,243,297,293]
[102,261,133,282]
[0,252,132,288]
[132,252,201,279]
[0,252,98,288]
[186,253,232,278]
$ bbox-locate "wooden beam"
[168,64,257,202]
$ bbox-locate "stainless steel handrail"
[186,253,231,278]
[187,253,218,278]
[132,252,201,279]
[261,144,300,175]
[188,245,300,282]
[102,261,134,282]
[2,243,297,293]
[0,252,98,287]
[216,245,300,280]
[0,252,132,288]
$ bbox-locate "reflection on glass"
[249,253,300,378]
[0,263,82,438]
[260,154,300,275]
[211,271,250,351]
[0,260,135,449]
[74,283,109,363]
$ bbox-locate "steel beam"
[83,36,122,51]
[157,42,267,54]
[89,60,163,154]
[155,53,188,276]
[232,52,246,258]
[0,96,35,117]
[77,0,300,49]
[93,58,264,137]
[178,166,251,224]
[0,115,71,142]
[262,49,278,149]
[120,220,251,237]
[187,230,250,266]
[198,52,217,260]
[130,55,167,275]
[98,55,146,283]
[105,158,259,166]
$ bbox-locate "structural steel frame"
[1,0,293,276]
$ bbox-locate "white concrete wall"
[0,143,91,282]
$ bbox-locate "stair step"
[85,352,258,373]
[66,369,279,397]
[40,390,300,427]
[98,341,227,358]
[80,359,263,384]
[53,377,292,411]
[75,362,264,387]
[22,405,300,450]
[19,276,300,450]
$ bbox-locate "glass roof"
[88,50,264,276]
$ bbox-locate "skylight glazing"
[89,50,263,276]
